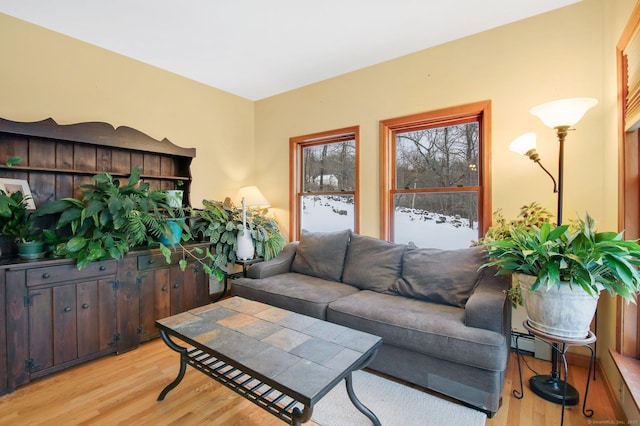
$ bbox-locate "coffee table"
[156,296,383,425]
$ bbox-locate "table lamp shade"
[237,186,270,207]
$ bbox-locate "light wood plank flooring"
[0,339,625,425]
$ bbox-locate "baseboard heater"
[510,330,552,361]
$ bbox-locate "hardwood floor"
[0,339,625,425]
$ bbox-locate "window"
[380,101,491,248]
[289,127,359,240]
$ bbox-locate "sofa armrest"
[246,242,299,279]
[464,269,512,335]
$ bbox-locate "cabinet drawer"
[26,260,117,286]
[138,253,177,271]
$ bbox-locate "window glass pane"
[395,123,479,189]
[301,194,354,232]
[393,192,478,249]
[302,140,356,192]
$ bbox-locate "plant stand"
[513,320,596,426]
[212,258,264,302]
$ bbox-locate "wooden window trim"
[617,0,640,359]
[614,0,640,414]
[289,126,360,241]
[379,101,492,241]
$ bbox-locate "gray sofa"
[231,229,511,416]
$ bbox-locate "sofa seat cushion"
[342,233,406,292]
[327,291,507,371]
[291,229,351,282]
[231,272,360,320]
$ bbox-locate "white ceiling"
[1,0,581,101]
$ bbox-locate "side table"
[513,320,596,426]
[212,258,264,302]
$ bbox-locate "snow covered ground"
[301,196,478,249]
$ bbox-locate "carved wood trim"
[0,117,195,158]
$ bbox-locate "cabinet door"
[28,284,77,372]
[53,284,78,365]
[76,280,99,358]
[138,269,170,341]
[0,270,6,395]
[170,262,209,314]
[183,262,208,309]
[77,279,117,357]
[28,288,53,372]
[28,278,117,373]
[170,264,188,315]
[95,278,118,353]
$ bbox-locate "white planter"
[165,190,184,208]
[236,230,254,260]
[516,272,599,339]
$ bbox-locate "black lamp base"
[529,374,579,405]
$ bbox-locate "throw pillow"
[291,229,351,282]
[342,233,405,292]
[391,246,485,308]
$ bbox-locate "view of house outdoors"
[300,139,356,232]
[300,122,480,249]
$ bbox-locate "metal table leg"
[157,329,188,401]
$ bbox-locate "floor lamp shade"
[509,132,537,155]
[530,98,598,128]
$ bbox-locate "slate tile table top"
[156,296,383,426]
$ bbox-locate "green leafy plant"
[474,202,554,245]
[187,198,286,281]
[0,190,40,243]
[5,156,22,167]
[482,212,640,303]
[36,166,179,269]
[474,202,555,306]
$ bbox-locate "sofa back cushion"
[342,233,405,292]
[391,246,485,308]
[291,229,351,282]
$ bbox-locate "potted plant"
[187,197,285,281]
[165,180,185,208]
[36,166,179,269]
[0,190,44,259]
[482,211,640,338]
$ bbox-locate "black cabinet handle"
[148,259,155,264]
[42,273,50,279]
[82,303,89,309]
[162,286,168,292]
[99,265,106,271]
[173,283,180,289]
[64,307,71,313]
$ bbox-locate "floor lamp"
[509,97,598,405]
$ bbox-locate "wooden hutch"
[0,118,210,395]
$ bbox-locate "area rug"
[311,371,486,426]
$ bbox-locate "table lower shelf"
[179,347,307,424]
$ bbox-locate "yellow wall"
[254,0,635,417]
[256,0,610,238]
[0,12,255,207]
[1,0,639,418]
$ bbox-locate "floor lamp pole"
[528,126,580,405]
